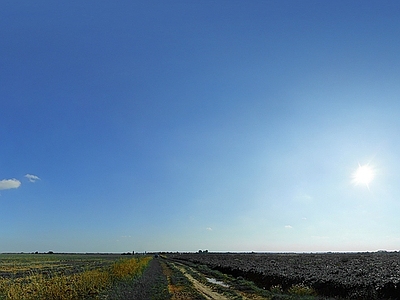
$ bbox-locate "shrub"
[287,283,317,296]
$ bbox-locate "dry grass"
[111,256,152,280]
[0,256,152,300]
[2,270,109,299]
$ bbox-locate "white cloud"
[0,179,21,190]
[25,174,40,183]
[206,227,213,231]
[285,225,293,229]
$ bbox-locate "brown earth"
[165,260,268,300]
[175,264,229,300]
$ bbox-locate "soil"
[174,264,229,300]
[169,252,400,299]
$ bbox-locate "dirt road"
[175,264,229,300]
[165,260,267,300]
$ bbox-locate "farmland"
[2,252,400,299]
[168,251,400,299]
[0,252,323,299]
[0,253,154,299]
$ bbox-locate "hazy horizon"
[2,1,400,253]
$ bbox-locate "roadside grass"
[181,264,242,299]
[161,261,207,300]
[107,258,170,300]
[110,256,151,280]
[0,255,152,300]
[268,283,318,300]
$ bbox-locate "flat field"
[0,253,153,300]
[0,253,323,300]
[168,252,400,299]
[4,252,399,299]
[0,253,121,278]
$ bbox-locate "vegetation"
[3,252,382,299]
[168,252,400,299]
[288,283,317,297]
[107,258,170,300]
[0,253,152,300]
[161,261,206,299]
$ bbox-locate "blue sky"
[1,1,400,253]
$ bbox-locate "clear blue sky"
[1,1,400,253]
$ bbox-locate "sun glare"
[352,164,374,188]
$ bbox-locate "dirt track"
[167,261,266,300]
[174,264,229,300]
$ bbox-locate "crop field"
[168,251,400,299]
[3,252,399,299]
[0,253,328,300]
[0,253,153,300]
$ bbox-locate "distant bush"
[288,283,317,296]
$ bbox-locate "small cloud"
[25,174,41,183]
[0,179,21,190]
[206,227,213,231]
[285,225,293,229]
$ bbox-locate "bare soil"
[174,264,229,300]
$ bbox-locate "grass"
[111,256,152,280]
[287,283,317,297]
[161,261,207,300]
[107,258,170,300]
[1,269,110,299]
[0,254,152,300]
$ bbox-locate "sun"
[352,164,374,188]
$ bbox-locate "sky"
[1,1,400,253]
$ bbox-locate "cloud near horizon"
[0,179,21,190]
[25,174,40,183]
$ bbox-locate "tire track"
[174,264,229,300]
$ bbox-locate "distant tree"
[47,251,54,254]
[198,250,203,253]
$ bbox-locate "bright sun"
[352,164,374,187]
